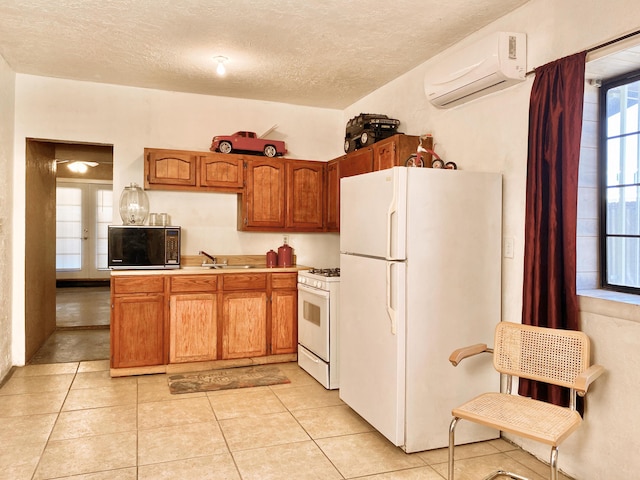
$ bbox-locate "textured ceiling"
[0,0,530,108]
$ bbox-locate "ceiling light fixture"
[214,56,228,76]
[55,159,99,174]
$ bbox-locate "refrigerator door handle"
[386,179,398,260]
[386,262,397,335]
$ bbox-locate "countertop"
[110,265,308,276]
[109,254,310,275]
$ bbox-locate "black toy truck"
[344,113,400,153]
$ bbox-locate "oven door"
[297,283,330,362]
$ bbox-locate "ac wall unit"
[425,31,527,108]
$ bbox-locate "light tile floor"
[30,286,111,365]
[0,361,574,480]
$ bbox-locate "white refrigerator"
[339,167,501,453]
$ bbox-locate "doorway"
[25,139,114,364]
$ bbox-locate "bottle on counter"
[266,249,277,267]
[277,241,293,267]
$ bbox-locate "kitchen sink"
[181,264,256,270]
[212,264,255,269]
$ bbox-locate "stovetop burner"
[307,267,340,277]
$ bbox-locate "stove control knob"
[299,277,306,284]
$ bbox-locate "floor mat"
[168,364,290,394]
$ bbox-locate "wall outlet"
[283,235,289,245]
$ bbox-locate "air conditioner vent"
[425,32,527,108]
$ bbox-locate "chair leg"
[448,417,459,480]
[550,446,559,480]
[482,471,529,480]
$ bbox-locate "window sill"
[578,289,640,324]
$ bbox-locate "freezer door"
[340,168,407,260]
[338,253,406,446]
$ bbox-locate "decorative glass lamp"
[119,182,149,225]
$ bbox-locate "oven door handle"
[297,283,331,299]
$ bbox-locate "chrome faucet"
[199,250,217,264]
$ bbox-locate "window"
[600,70,640,293]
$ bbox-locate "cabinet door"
[340,146,373,178]
[325,158,340,232]
[145,148,197,188]
[270,272,298,355]
[372,136,399,171]
[222,291,268,359]
[169,293,217,363]
[111,294,165,368]
[270,273,297,354]
[242,159,286,229]
[199,153,244,191]
[286,160,324,231]
[373,134,424,171]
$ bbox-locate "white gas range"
[297,268,340,389]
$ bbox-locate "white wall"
[343,0,640,477]
[0,55,15,381]
[12,76,344,366]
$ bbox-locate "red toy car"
[210,131,287,157]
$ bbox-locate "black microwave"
[108,226,181,269]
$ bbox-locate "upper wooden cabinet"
[241,158,286,230]
[373,134,423,170]
[239,158,325,232]
[326,134,426,233]
[145,149,197,188]
[144,146,329,232]
[325,158,340,232]
[338,134,424,176]
[199,152,244,191]
[340,146,373,178]
[145,148,245,192]
[286,160,324,231]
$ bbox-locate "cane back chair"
[447,322,604,480]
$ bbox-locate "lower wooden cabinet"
[221,291,268,359]
[111,293,165,369]
[168,275,218,363]
[111,271,298,372]
[169,293,217,363]
[270,273,298,354]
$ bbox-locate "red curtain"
[519,52,586,407]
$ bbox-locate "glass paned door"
[56,182,113,280]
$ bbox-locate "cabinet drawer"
[222,273,267,291]
[113,276,165,294]
[170,275,218,293]
[271,273,297,290]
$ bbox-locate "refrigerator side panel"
[338,253,406,446]
[340,168,407,260]
[404,169,502,452]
